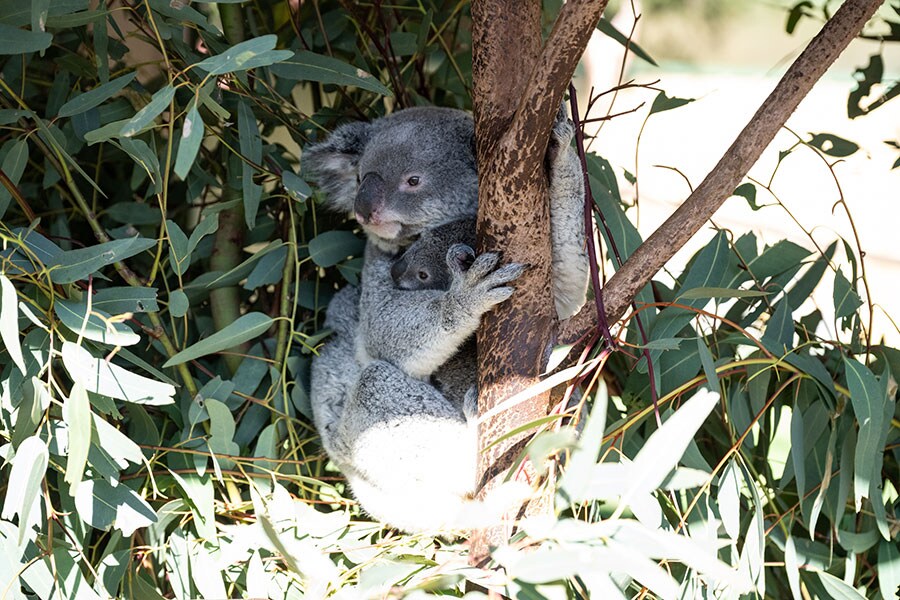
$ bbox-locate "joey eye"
[417,270,430,281]
[407,176,420,187]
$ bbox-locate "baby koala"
[390,218,477,291]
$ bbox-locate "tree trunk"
[469,0,611,564]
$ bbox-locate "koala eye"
[417,270,430,282]
[406,176,420,187]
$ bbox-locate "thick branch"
[559,0,885,345]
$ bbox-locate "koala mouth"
[361,220,403,240]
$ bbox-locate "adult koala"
[304,106,587,532]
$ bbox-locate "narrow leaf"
[843,358,885,510]
[194,35,292,75]
[678,287,769,300]
[0,23,52,54]
[271,51,392,96]
[120,85,176,137]
[54,299,140,346]
[622,388,719,502]
[48,237,156,284]
[62,341,176,405]
[163,312,273,367]
[58,73,137,118]
[0,275,26,374]
[1,436,48,545]
[63,382,92,491]
[173,100,203,180]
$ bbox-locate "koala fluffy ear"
[303,120,372,213]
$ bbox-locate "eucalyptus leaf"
[194,35,292,75]
[120,85,176,137]
[843,358,885,511]
[169,290,189,318]
[173,100,203,180]
[0,23,52,54]
[48,237,156,284]
[58,73,136,118]
[61,342,176,405]
[163,312,273,367]
[308,230,364,267]
[1,435,47,545]
[621,388,718,504]
[271,51,392,96]
[55,299,140,346]
[0,275,26,374]
[74,479,157,536]
[63,382,92,491]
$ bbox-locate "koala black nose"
[390,255,408,284]
[356,172,386,222]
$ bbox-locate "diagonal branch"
[559,0,885,345]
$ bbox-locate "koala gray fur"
[306,105,588,532]
[303,107,478,253]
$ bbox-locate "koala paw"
[548,104,575,165]
[449,251,525,316]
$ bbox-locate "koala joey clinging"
[390,218,477,291]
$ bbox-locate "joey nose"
[355,173,386,222]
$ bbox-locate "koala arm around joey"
[358,241,524,380]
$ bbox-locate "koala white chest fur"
[305,105,588,532]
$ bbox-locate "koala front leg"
[548,107,591,321]
[359,242,523,379]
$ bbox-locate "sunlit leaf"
[1,436,47,544]
[0,275,26,374]
[55,299,140,346]
[62,341,176,405]
[74,479,157,536]
[63,382,92,491]
[621,389,719,503]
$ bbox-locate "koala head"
[390,219,476,290]
[303,107,479,250]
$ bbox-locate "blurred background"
[575,0,900,346]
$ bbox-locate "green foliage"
[0,1,896,598]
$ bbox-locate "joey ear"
[302,120,372,213]
[446,243,476,274]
